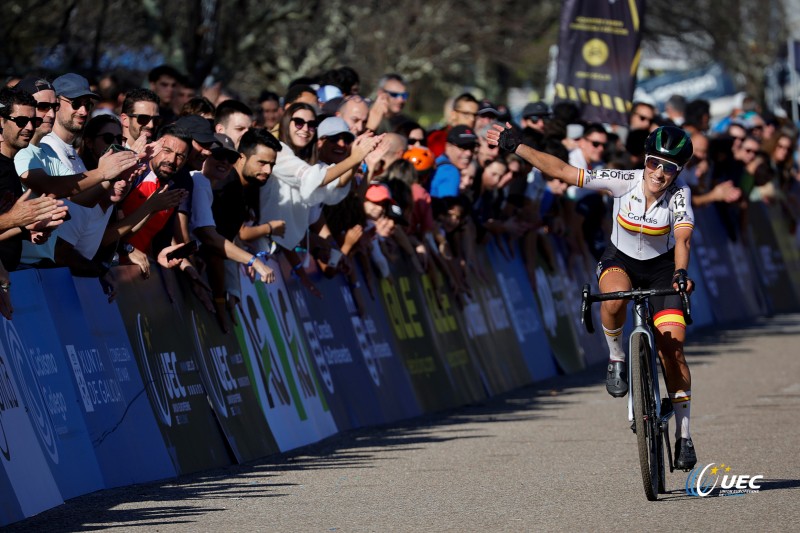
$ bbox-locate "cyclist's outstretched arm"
[487,122,582,185]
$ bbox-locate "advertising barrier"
[167,270,281,463]
[114,266,233,475]
[1,270,106,500]
[2,189,798,526]
[233,260,338,452]
[43,269,175,488]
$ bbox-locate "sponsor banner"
[378,259,462,412]
[114,266,232,475]
[233,260,338,452]
[762,202,800,303]
[286,259,412,429]
[549,237,607,366]
[691,210,753,323]
[417,267,489,404]
[531,242,585,373]
[160,269,280,463]
[464,248,532,391]
[0,316,62,523]
[42,270,175,487]
[485,241,558,381]
[1,269,105,499]
[554,0,646,124]
[746,203,800,313]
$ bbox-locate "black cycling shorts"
[596,243,684,324]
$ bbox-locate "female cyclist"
[487,123,698,470]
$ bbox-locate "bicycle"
[580,284,692,501]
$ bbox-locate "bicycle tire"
[630,332,660,501]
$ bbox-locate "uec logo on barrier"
[686,463,763,497]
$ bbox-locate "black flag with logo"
[554,0,646,125]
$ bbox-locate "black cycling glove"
[672,268,689,292]
[498,127,521,153]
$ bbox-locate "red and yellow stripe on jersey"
[654,309,686,329]
[616,214,671,236]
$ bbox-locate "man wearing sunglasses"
[120,88,161,146]
[0,88,69,276]
[489,123,700,471]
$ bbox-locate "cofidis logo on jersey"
[685,463,763,497]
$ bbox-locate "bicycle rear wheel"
[630,332,660,501]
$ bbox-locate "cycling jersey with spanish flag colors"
[577,167,694,260]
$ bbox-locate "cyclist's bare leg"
[599,269,631,360]
[654,324,690,392]
[655,324,693,441]
[599,269,632,397]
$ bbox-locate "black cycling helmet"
[643,126,693,167]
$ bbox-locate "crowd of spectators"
[1,63,798,331]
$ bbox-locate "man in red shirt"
[120,124,191,255]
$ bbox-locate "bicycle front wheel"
[630,332,660,501]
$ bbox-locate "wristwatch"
[119,243,135,255]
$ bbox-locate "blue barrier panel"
[0,461,23,527]
[54,272,176,486]
[288,261,422,429]
[485,242,558,381]
[164,270,280,463]
[465,247,532,390]
[2,269,105,499]
[233,260,338,452]
[686,254,715,332]
[113,266,232,475]
[692,209,758,323]
[0,335,62,524]
[530,242,586,373]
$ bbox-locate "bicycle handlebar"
[580,284,693,334]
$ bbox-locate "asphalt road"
[7,315,800,532]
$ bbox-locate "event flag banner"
[233,260,338,452]
[114,266,232,475]
[554,0,645,124]
[0,270,106,500]
[43,269,175,487]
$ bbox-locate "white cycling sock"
[671,390,691,439]
[603,325,625,362]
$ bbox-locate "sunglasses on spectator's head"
[291,117,317,130]
[211,148,240,164]
[585,139,605,148]
[385,90,409,100]
[6,115,43,129]
[95,132,125,145]
[644,155,681,177]
[128,114,162,126]
[35,101,60,113]
[634,112,654,124]
[60,96,96,111]
[408,136,425,145]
